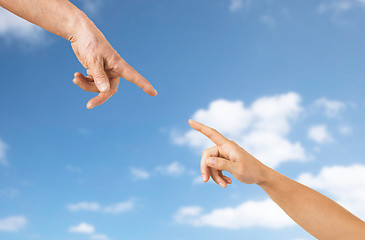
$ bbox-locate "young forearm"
[259,167,365,240]
[0,0,89,41]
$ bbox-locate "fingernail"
[202,174,207,182]
[86,103,93,109]
[206,157,216,166]
[219,182,225,188]
[99,83,109,92]
[154,89,158,95]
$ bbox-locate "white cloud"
[156,161,186,176]
[67,202,100,211]
[176,164,365,230]
[260,15,276,27]
[174,199,294,229]
[0,7,44,43]
[0,216,27,232]
[192,176,205,185]
[298,164,365,219]
[315,97,346,118]
[0,138,8,166]
[172,92,307,168]
[67,200,134,214]
[69,222,95,234]
[130,168,150,180]
[91,234,109,240]
[174,206,203,223]
[103,200,134,214]
[308,124,332,144]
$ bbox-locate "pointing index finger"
[117,59,157,96]
[188,119,229,146]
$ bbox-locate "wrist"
[256,164,277,188]
[64,10,94,43]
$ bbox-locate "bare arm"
[0,0,157,109]
[189,119,365,240]
[260,168,365,240]
[0,0,84,40]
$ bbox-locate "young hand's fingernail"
[202,174,207,182]
[86,103,93,109]
[99,83,109,92]
[219,182,225,188]
[206,157,216,166]
[154,89,158,95]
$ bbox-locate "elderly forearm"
[0,0,90,41]
[259,168,365,240]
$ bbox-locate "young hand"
[188,119,269,188]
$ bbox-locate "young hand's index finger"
[188,119,229,146]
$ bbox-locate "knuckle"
[216,159,224,169]
[202,149,209,158]
[88,54,102,67]
[93,72,106,81]
[207,128,216,138]
[114,60,126,74]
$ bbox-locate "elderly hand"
[71,19,157,109]
[188,119,269,188]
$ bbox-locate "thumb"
[90,62,110,93]
[206,157,239,175]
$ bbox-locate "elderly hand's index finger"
[188,119,229,146]
[117,59,157,96]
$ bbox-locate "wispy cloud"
[67,164,83,173]
[155,161,186,177]
[103,201,134,214]
[131,161,193,181]
[81,0,102,15]
[130,167,150,180]
[67,202,100,212]
[0,216,27,232]
[339,125,352,134]
[67,200,134,214]
[315,97,346,118]
[91,234,110,240]
[229,0,250,12]
[0,188,19,198]
[317,1,354,14]
[0,138,9,166]
[308,124,333,144]
[260,15,276,27]
[316,0,365,24]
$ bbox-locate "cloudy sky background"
[1,0,365,239]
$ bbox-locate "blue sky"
[1,0,365,239]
